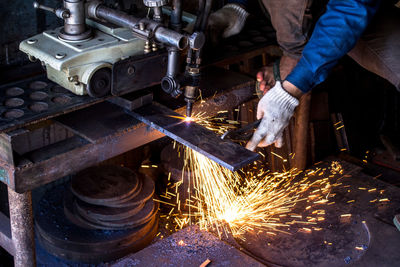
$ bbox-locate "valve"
[33,1,70,19]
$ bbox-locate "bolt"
[127,66,135,75]
[55,52,66,59]
[139,22,145,31]
[144,41,151,54]
[27,39,38,45]
[68,75,78,82]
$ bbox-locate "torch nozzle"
[186,101,193,118]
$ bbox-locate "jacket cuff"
[285,60,316,93]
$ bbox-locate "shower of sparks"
[156,114,388,240]
[182,147,341,239]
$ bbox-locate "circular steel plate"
[71,165,140,205]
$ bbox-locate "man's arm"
[286,0,381,93]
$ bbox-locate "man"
[207,0,400,150]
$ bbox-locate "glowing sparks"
[161,146,345,240]
[156,114,384,241]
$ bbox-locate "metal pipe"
[94,5,140,28]
[63,0,86,35]
[166,48,179,77]
[8,188,36,267]
[194,0,205,31]
[91,4,188,49]
[170,0,182,31]
[293,92,311,170]
[154,27,188,49]
[200,0,213,32]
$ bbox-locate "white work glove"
[208,4,249,41]
[246,81,299,151]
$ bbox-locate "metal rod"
[170,0,182,31]
[194,0,205,31]
[167,47,179,77]
[91,4,188,49]
[293,92,311,170]
[200,0,213,32]
[8,188,36,267]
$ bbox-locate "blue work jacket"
[229,0,381,92]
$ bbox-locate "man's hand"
[207,4,249,44]
[246,81,300,151]
[256,56,300,94]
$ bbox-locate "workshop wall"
[0,0,62,66]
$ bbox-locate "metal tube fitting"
[167,48,179,77]
[153,6,163,22]
[154,27,188,50]
[91,4,188,50]
[161,47,182,97]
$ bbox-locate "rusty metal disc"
[71,165,140,205]
[75,197,145,222]
[36,217,159,263]
[73,199,158,230]
[105,176,155,208]
[36,183,158,263]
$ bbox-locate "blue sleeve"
[227,0,248,8]
[286,0,380,92]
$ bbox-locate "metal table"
[0,66,256,266]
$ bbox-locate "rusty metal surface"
[0,77,104,133]
[55,101,141,143]
[11,120,164,193]
[112,225,265,267]
[75,198,144,221]
[73,199,157,230]
[129,102,260,171]
[8,188,36,267]
[238,159,400,267]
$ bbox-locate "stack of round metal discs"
[36,165,158,263]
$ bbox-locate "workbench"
[0,66,256,266]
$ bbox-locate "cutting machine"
[19,0,207,117]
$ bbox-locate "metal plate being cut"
[129,103,260,171]
[71,165,140,205]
